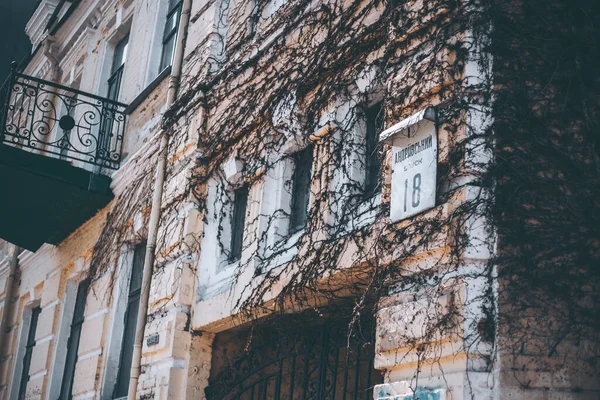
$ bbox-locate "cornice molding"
[25,0,61,49]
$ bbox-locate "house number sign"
[380,107,438,223]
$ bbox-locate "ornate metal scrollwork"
[0,72,127,170]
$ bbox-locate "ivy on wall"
[87,0,599,394]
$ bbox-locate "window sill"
[218,257,241,273]
[344,192,382,232]
[124,66,172,115]
[282,228,304,248]
[256,228,304,274]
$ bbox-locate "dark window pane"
[169,0,182,11]
[160,36,176,71]
[160,2,182,70]
[114,242,145,398]
[129,243,146,294]
[230,186,249,261]
[18,307,41,400]
[112,36,129,74]
[107,35,129,102]
[364,102,383,195]
[114,292,139,398]
[59,279,90,400]
[165,12,178,34]
[249,0,260,37]
[106,66,124,102]
[290,146,313,232]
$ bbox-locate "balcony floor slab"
[0,143,113,251]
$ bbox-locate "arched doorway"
[206,313,382,400]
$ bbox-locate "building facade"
[0,0,598,399]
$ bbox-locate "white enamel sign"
[389,117,437,222]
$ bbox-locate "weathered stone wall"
[177,0,498,399]
[0,0,203,397]
[491,0,600,399]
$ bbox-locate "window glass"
[160,36,176,71]
[18,307,41,400]
[289,146,313,233]
[112,36,129,74]
[113,242,145,398]
[230,185,249,261]
[364,102,383,195]
[59,280,89,399]
[159,0,182,71]
[107,35,129,102]
[249,0,260,37]
[129,243,145,293]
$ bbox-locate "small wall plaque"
[147,334,160,346]
[380,107,438,222]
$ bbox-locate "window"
[107,36,129,102]
[58,279,89,399]
[230,185,249,261]
[113,242,145,398]
[289,146,313,233]
[159,0,183,71]
[249,0,260,37]
[101,35,128,163]
[18,307,41,400]
[364,102,383,195]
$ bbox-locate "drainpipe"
[0,245,21,356]
[127,0,192,398]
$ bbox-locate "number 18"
[404,173,421,212]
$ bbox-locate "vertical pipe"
[126,0,192,398]
[167,0,191,107]
[0,245,20,357]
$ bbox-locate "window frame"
[17,306,41,400]
[107,35,129,102]
[363,101,384,196]
[58,279,90,399]
[159,0,183,71]
[229,184,249,262]
[289,145,314,234]
[113,242,145,398]
[324,97,384,236]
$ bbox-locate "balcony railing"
[0,70,127,170]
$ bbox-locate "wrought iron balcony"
[1,70,126,169]
[0,69,127,251]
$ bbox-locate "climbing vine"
[88,0,599,395]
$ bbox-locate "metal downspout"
[127,0,192,397]
[0,245,20,357]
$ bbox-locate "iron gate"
[206,319,381,400]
